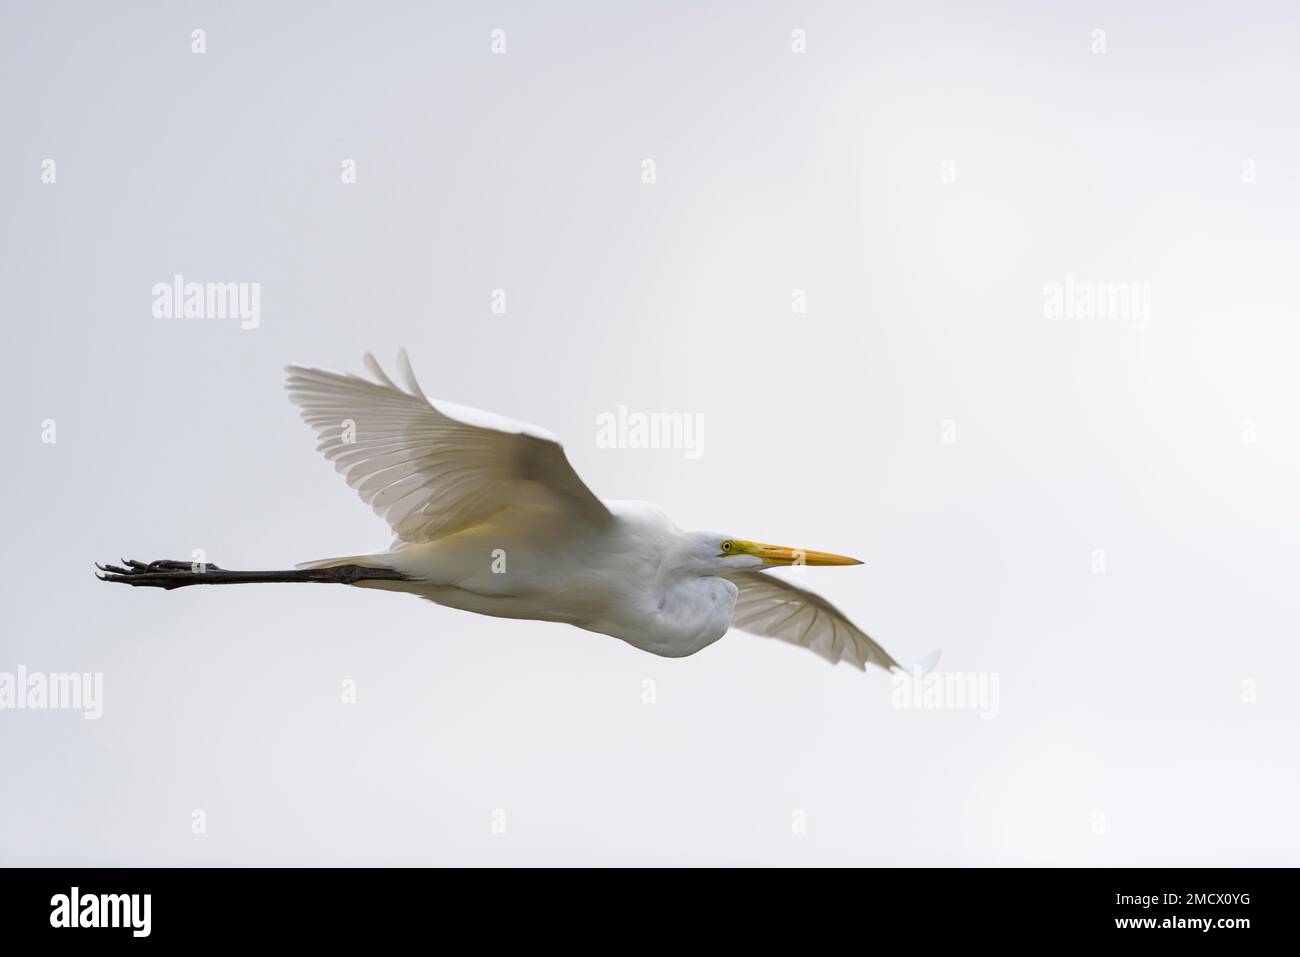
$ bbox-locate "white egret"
[99,351,904,671]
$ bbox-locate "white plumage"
[281,350,903,672]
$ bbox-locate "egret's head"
[683,532,862,573]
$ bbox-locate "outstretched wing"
[285,350,610,543]
[727,571,900,672]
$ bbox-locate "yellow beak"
[734,540,863,566]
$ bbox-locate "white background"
[3,1,1297,865]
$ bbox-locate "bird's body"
[100,351,908,672]
[342,500,740,658]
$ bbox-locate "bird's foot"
[96,558,222,589]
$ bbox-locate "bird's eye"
[721,541,733,552]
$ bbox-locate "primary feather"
[285,348,610,545]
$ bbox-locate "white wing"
[285,350,610,543]
[727,572,900,672]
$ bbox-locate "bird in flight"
[99,350,906,672]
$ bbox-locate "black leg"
[96,559,409,590]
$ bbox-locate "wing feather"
[285,351,610,543]
[727,572,900,672]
